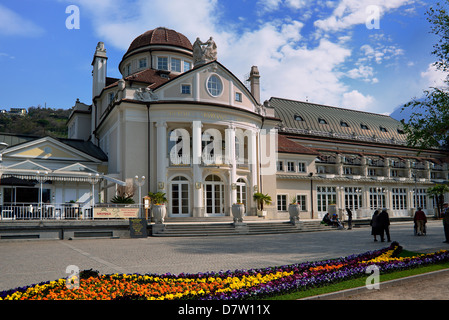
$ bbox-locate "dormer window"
[318,118,327,124]
[294,114,304,121]
[361,124,369,130]
[380,126,388,132]
[397,129,405,134]
[340,121,349,127]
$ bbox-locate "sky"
[0,0,446,116]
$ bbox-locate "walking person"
[346,208,353,230]
[442,203,449,243]
[379,208,391,242]
[414,207,427,236]
[370,210,381,242]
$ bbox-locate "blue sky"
[0,0,444,116]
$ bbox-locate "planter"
[232,204,245,223]
[288,204,300,225]
[257,210,267,217]
[152,204,166,224]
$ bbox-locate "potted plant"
[231,202,245,223]
[148,192,167,224]
[110,195,135,204]
[253,192,272,217]
[288,196,300,225]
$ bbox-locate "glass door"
[204,175,224,216]
[170,176,190,216]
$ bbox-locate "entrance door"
[204,175,224,216]
[170,176,190,216]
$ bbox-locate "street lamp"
[37,170,48,220]
[134,175,145,218]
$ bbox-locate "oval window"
[207,75,223,97]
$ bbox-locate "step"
[151,220,333,237]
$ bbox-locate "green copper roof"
[269,97,407,145]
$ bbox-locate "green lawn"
[266,250,449,300]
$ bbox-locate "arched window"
[170,176,189,216]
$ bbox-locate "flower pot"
[232,204,245,223]
[152,204,166,224]
[288,204,300,224]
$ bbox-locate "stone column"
[192,121,203,217]
[225,125,237,207]
[155,121,167,193]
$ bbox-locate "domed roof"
[125,27,193,55]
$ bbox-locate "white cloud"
[342,90,375,110]
[314,0,414,33]
[421,63,447,88]
[0,4,44,37]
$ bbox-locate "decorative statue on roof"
[135,87,158,101]
[193,36,217,66]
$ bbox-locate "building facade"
[1,27,448,221]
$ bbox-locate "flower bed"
[2,242,448,300]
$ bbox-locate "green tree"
[428,184,449,218]
[401,2,449,151]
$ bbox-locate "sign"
[129,218,148,238]
[93,207,139,219]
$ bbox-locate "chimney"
[248,66,260,104]
[92,42,108,98]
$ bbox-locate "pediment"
[6,160,50,171]
[155,61,260,113]
[55,163,98,173]
[3,137,100,162]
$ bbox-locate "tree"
[253,192,272,211]
[428,184,449,218]
[401,2,449,151]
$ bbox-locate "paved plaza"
[1,220,448,296]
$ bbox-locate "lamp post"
[309,172,314,219]
[89,173,100,219]
[134,175,145,218]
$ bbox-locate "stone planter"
[152,204,166,224]
[288,204,300,225]
[232,204,245,223]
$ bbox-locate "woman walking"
[370,210,381,242]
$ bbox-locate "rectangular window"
[392,188,407,210]
[139,58,147,68]
[184,61,192,72]
[277,194,287,211]
[277,161,284,172]
[296,195,307,211]
[368,168,376,176]
[287,161,295,172]
[108,92,115,104]
[344,167,353,175]
[344,187,362,211]
[126,64,131,76]
[235,92,242,102]
[298,162,306,173]
[171,58,181,72]
[157,57,168,70]
[317,186,336,216]
[181,84,191,94]
[369,187,386,210]
[413,188,427,209]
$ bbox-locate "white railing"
[0,203,95,221]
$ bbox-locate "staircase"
[151,220,333,237]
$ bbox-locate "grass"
[266,250,449,300]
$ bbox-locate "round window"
[207,75,223,97]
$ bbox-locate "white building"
[1,27,448,221]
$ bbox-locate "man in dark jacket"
[442,203,449,243]
[379,208,391,242]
